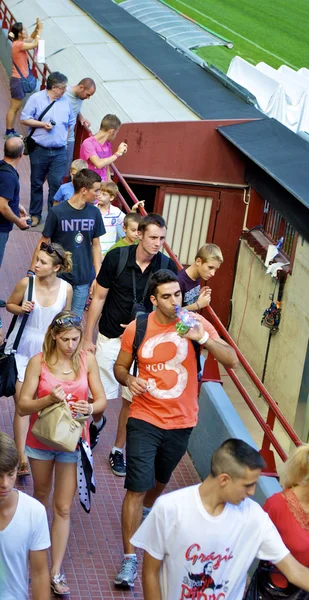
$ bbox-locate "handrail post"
[199,354,222,390]
[260,406,277,476]
[2,5,8,29]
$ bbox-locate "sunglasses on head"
[52,316,82,329]
[40,242,63,262]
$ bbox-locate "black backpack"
[132,313,201,376]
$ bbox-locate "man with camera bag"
[20,71,75,226]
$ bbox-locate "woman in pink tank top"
[6,242,73,477]
[18,311,107,596]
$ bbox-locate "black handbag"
[23,100,55,155]
[0,277,34,397]
[13,60,37,94]
[245,562,309,600]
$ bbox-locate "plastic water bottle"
[175,306,199,334]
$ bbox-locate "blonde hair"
[99,181,119,198]
[281,444,309,489]
[42,311,83,376]
[196,243,223,264]
[71,159,88,172]
[40,243,72,274]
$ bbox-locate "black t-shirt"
[42,201,105,285]
[0,161,20,233]
[97,244,178,338]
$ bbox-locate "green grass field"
[116,0,308,73]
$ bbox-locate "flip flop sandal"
[17,462,30,477]
[51,574,70,596]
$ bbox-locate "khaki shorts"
[95,332,133,402]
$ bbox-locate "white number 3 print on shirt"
[142,332,189,399]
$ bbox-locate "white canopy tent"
[227,56,309,137]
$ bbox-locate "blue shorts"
[25,445,79,463]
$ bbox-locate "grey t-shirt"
[65,87,83,143]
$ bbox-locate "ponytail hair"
[281,444,309,489]
[8,22,23,41]
[39,242,73,274]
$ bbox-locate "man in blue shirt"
[21,71,75,227]
[0,137,29,306]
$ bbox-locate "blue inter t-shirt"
[54,181,74,203]
[0,161,20,233]
[42,201,105,286]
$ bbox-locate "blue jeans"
[71,284,89,317]
[65,140,75,178]
[0,232,9,269]
[29,144,66,219]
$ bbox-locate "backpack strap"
[191,339,202,373]
[12,60,30,81]
[11,276,34,352]
[132,312,149,376]
[115,245,130,280]
[27,101,56,141]
[116,247,170,282]
[159,253,170,269]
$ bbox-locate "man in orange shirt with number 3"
[113,269,238,589]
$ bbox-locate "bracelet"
[88,403,94,415]
[196,301,200,311]
[27,269,35,276]
[197,331,209,346]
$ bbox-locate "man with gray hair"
[21,71,75,226]
[0,137,29,307]
[64,77,96,176]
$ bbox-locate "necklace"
[59,362,73,375]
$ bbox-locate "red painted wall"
[117,120,248,184]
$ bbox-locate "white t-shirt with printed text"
[99,204,125,255]
[131,484,289,600]
[0,490,50,600]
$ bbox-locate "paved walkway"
[0,61,200,599]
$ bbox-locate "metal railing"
[0,0,302,476]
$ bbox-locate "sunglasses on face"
[40,242,63,262]
[52,316,82,329]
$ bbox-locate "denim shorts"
[25,445,79,463]
[10,76,25,100]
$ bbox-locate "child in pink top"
[80,113,128,181]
